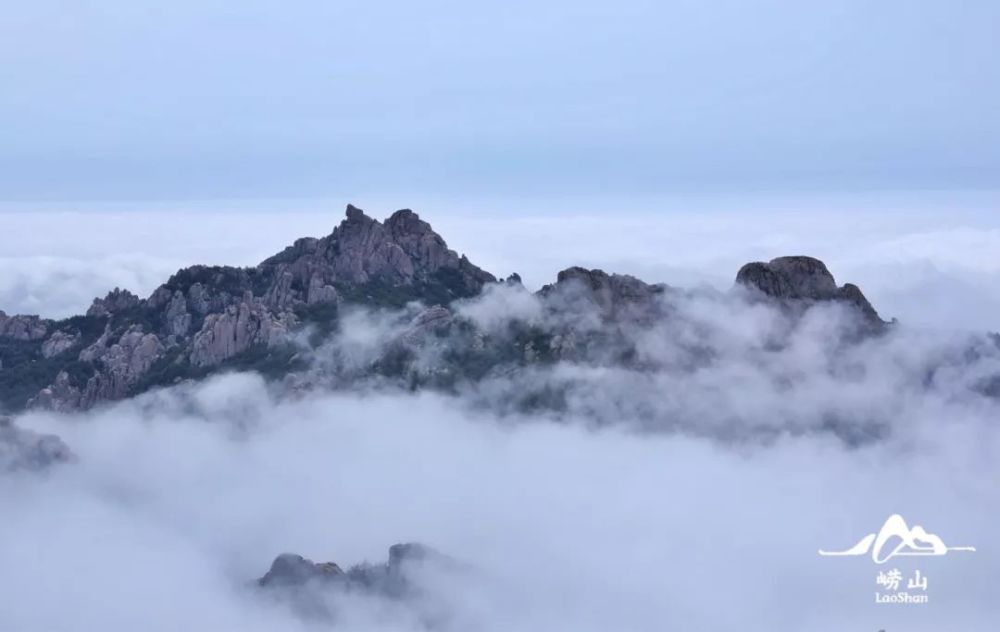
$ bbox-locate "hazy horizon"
[4,189,1000,333]
[2,1,998,201]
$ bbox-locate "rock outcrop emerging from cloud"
[0,416,74,471]
[0,206,886,414]
[736,256,885,327]
[256,543,457,622]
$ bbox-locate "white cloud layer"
[2,371,996,631]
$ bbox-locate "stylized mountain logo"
[819,514,976,564]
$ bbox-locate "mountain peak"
[736,256,885,325]
[323,206,495,290]
[541,267,666,321]
[86,288,141,318]
[1,213,892,415]
[387,208,418,221]
[344,203,369,222]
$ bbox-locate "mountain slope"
[0,205,886,414]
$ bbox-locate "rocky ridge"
[256,543,456,622]
[258,542,448,593]
[0,205,886,414]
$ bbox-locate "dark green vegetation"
[0,338,55,410]
[293,302,340,346]
[163,265,271,298]
[335,268,481,310]
[59,315,107,345]
[135,343,307,394]
[0,314,107,410]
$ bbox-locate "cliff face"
[0,206,885,413]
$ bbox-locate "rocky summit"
[736,256,886,327]
[0,205,886,414]
[256,543,456,621]
[258,542,448,593]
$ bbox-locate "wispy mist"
[2,201,999,630]
[4,267,999,629]
[3,366,995,631]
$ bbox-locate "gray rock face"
[383,209,494,292]
[540,267,666,321]
[190,295,295,366]
[32,325,166,411]
[263,270,296,310]
[28,371,83,412]
[306,275,339,305]
[0,417,74,472]
[256,543,455,622]
[1,205,893,415]
[41,330,80,358]
[736,256,838,300]
[259,205,496,302]
[150,279,242,338]
[736,256,885,325]
[327,206,420,284]
[258,553,344,587]
[81,326,165,401]
[0,311,49,341]
[163,290,193,337]
[258,542,449,595]
[1,205,498,411]
[505,272,523,286]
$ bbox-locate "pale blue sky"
[2,1,998,201]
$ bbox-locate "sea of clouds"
[4,371,997,631]
[1,196,999,630]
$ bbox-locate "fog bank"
[1,367,996,631]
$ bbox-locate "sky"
[2,0,999,201]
